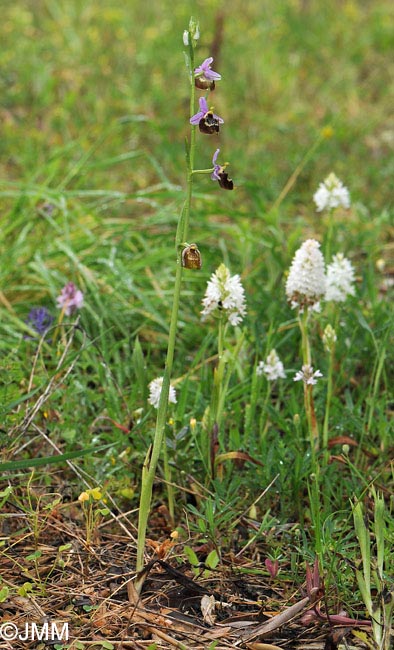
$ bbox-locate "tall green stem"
[258,382,271,444]
[322,316,339,467]
[136,44,196,578]
[322,345,334,466]
[208,316,224,474]
[299,309,319,451]
[299,309,311,366]
[298,308,321,555]
[162,430,174,524]
[324,207,334,262]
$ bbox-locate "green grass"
[1,1,393,647]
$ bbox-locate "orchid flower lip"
[190,97,224,128]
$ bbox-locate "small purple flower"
[25,307,54,339]
[211,149,234,190]
[194,57,221,90]
[211,148,221,180]
[190,97,224,134]
[195,57,221,81]
[56,282,84,316]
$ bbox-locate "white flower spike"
[325,253,356,302]
[201,263,246,326]
[257,349,286,381]
[313,172,350,212]
[285,239,326,312]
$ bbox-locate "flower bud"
[183,17,200,48]
[189,17,200,42]
[322,324,337,352]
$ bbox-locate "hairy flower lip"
[190,97,224,132]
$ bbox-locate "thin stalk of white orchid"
[298,309,323,556]
[209,316,225,476]
[322,349,334,466]
[322,320,338,468]
[244,362,263,447]
[258,381,271,443]
[216,329,245,430]
[307,476,323,557]
[298,309,319,451]
[136,29,197,580]
[324,207,335,261]
[210,318,244,476]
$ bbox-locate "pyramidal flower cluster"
[56,282,84,316]
[257,349,286,381]
[201,263,246,326]
[313,172,350,212]
[325,253,356,302]
[285,239,326,312]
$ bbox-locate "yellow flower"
[321,126,334,139]
[89,487,103,501]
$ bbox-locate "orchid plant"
[135,18,235,581]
